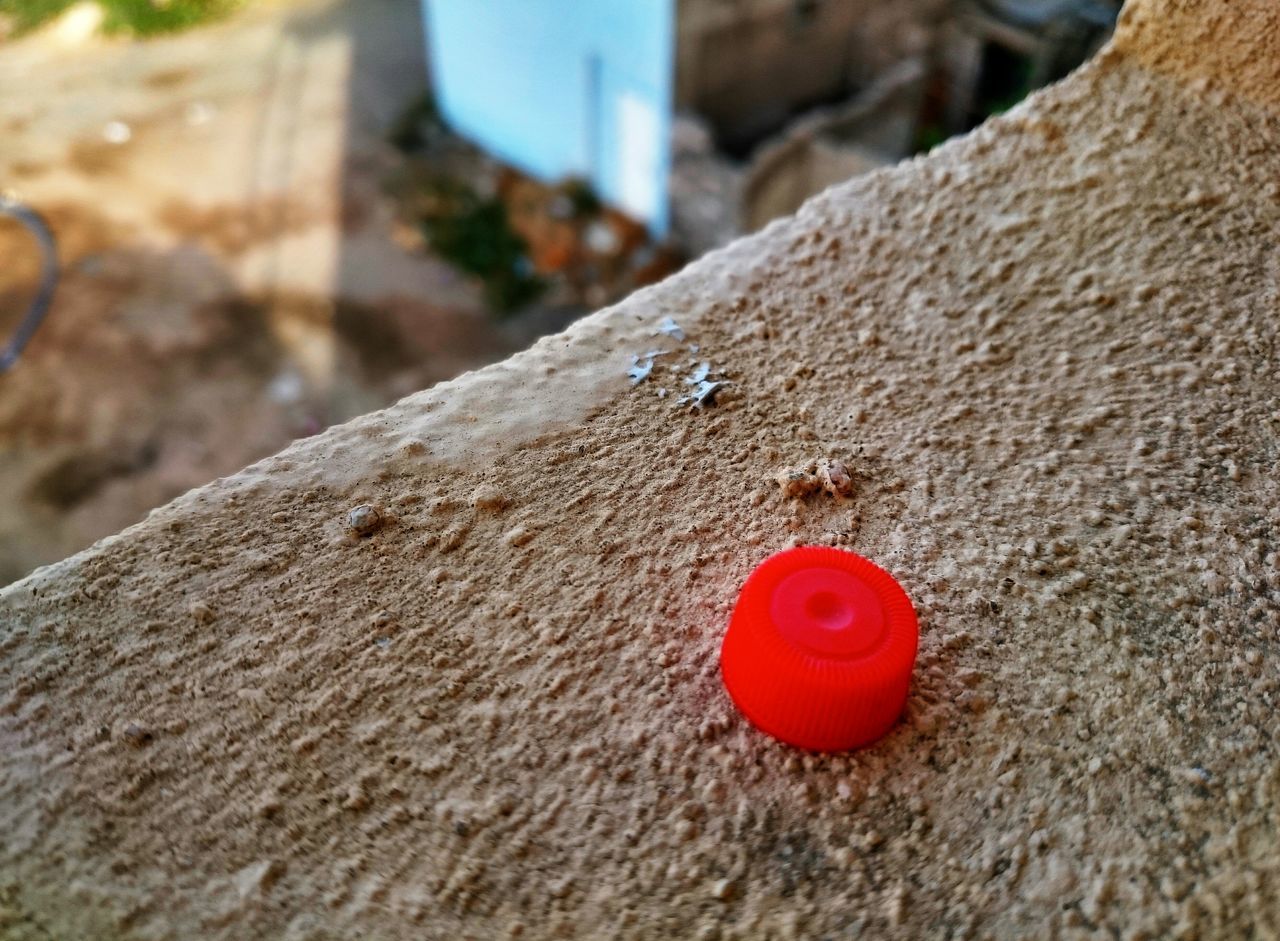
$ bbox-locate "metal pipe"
[0,192,59,375]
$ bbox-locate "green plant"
[387,92,441,153]
[913,122,949,154]
[420,180,545,315]
[560,178,601,219]
[0,0,241,36]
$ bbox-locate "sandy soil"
[0,219,520,585]
[3,0,1280,938]
[0,0,540,586]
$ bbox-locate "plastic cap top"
[720,546,918,751]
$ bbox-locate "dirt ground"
[0,0,559,586]
[2,0,1280,939]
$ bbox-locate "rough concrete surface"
[3,0,1280,938]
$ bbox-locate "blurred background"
[0,0,1117,586]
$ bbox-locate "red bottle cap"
[720,546,918,751]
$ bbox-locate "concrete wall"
[675,0,945,150]
[6,1,1280,937]
[740,57,925,230]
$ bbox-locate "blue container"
[423,0,674,235]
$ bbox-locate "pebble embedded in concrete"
[122,722,153,748]
[347,504,383,537]
[776,465,821,499]
[819,459,854,497]
[776,459,856,501]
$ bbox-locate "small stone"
[819,459,854,498]
[711,878,735,901]
[346,504,383,537]
[189,601,215,625]
[122,722,153,748]
[776,469,820,499]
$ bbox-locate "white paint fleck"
[656,317,685,341]
[678,380,725,409]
